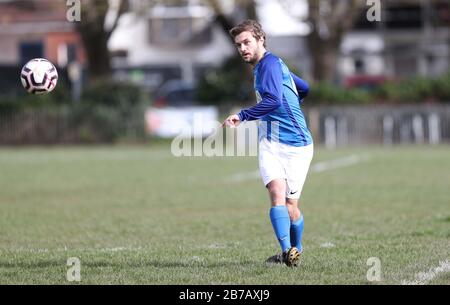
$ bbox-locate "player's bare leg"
[265,179,299,267]
[286,198,303,266]
[267,179,286,207]
[286,198,301,222]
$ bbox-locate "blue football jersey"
[237,52,313,147]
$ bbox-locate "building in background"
[108,0,310,92]
[0,0,85,67]
[0,0,86,93]
[0,0,448,92]
[340,0,450,87]
[109,2,234,92]
[109,0,450,91]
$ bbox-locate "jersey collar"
[254,51,271,70]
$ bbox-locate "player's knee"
[286,204,293,216]
[270,193,285,206]
[269,190,285,206]
[267,180,286,206]
[267,180,284,192]
[288,208,300,221]
[286,200,300,220]
[286,199,298,207]
[269,188,283,198]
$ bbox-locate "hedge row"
[0,80,148,143]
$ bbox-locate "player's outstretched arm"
[237,92,281,121]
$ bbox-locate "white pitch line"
[7,246,143,253]
[401,260,450,285]
[99,246,143,252]
[311,154,366,173]
[320,242,336,249]
[225,170,261,183]
[225,154,368,183]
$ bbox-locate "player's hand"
[222,114,241,128]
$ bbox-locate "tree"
[280,0,366,83]
[75,0,127,80]
[204,0,257,101]
[206,0,257,44]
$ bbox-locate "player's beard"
[242,51,258,65]
[242,45,262,65]
[248,54,258,65]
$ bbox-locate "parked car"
[152,80,198,107]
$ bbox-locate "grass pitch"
[0,144,449,284]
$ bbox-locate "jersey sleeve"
[238,58,283,122]
[290,72,309,99]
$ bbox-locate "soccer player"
[223,20,313,267]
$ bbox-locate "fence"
[0,106,144,145]
[305,104,450,147]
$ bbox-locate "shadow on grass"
[82,259,258,269]
[0,259,258,269]
[0,260,62,269]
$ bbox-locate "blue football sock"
[269,205,291,253]
[290,214,304,252]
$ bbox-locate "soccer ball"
[20,58,58,94]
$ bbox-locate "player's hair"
[229,19,266,47]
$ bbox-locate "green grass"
[0,144,449,284]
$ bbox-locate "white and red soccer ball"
[20,58,58,94]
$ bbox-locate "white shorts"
[258,138,313,199]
